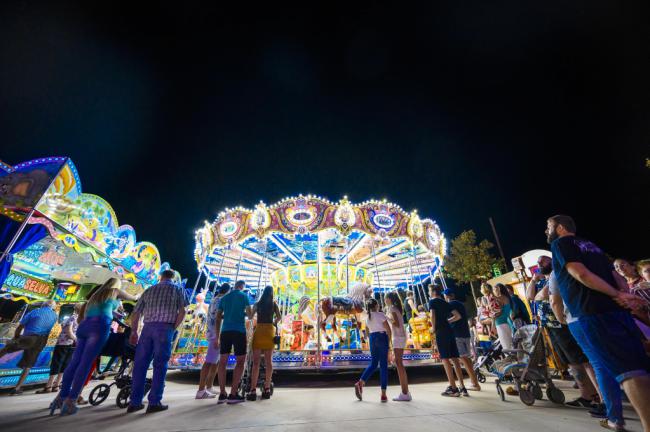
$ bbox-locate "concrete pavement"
[0,370,642,432]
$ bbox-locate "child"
[385,291,411,401]
[354,298,392,402]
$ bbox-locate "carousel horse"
[318,282,373,342]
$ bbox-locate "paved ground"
[0,368,642,432]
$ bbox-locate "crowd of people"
[0,214,649,432]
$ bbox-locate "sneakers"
[196,390,217,399]
[354,381,363,401]
[217,393,228,404]
[599,419,626,432]
[392,392,412,402]
[459,387,470,397]
[566,397,593,408]
[246,392,257,401]
[441,386,460,397]
[206,387,218,396]
[227,394,245,404]
[589,403,607,419]
[381,395,388,403]
[146,404,169,414]
[126,403,145,413]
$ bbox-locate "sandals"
[246,392,257,401]
[261,388,272,399]
[36,387,52,394]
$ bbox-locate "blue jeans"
[59,317,111,401]
[360,332,389,390]
[130,322,175,406]
[569,321,623,426]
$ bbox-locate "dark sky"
[1,1,649,279]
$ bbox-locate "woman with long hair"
[354,298,392,402]
[385,291,411,401]
[248,285,281,401]
[51,277,136,415]
[492,283,514,349]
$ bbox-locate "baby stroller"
[473,338,503,384]
[491,325,565,406]
[88,320,152,408]
[239,325,275,400]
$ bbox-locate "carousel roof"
[194,195,446,290]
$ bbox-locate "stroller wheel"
[116,386,131,409]
[546,386,565,405]
[476,370,486,384]
[517,383,535,406]
[89,384,111,406]
[496,383,505,402]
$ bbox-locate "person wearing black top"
[428,284,465,397]
[445,289,481,393]
[547,215,650,431]
[248,286,281,401]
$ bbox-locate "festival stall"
[171,195,447,370]
[0,157,168,388]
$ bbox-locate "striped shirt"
[20,306,57,336]
[134,281,188,324]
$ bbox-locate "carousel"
[170,195,447,370]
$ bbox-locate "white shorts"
[205,337,220,364]
[392,336,407,350]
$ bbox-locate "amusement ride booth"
[171,195,447,371]
[0,157,169,388]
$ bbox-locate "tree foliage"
[444,230,504,300]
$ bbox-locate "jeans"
[130,322,175,406]
[59,317,111,400]
[360,332,389,390]
[569,321,623,426]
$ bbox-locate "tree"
[443,230,505,304]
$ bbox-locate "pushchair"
[88,320,152,408]
[238,324,275,400]
[473,338,503,384]
[490,325,565,406]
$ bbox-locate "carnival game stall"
[171,195,446,370]
[0,157,168,388]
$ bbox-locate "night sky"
[1,2,649,279]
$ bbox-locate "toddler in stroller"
[484,324,565,406]
[89,319,152,408]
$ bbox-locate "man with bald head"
[0,300,58,395]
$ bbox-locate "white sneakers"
[392,392,412,402]
[195,389,217,399]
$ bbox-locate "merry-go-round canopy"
[193,195,446,297]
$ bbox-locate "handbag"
[273,324,281,346]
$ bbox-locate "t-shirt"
[365,311,388,333]
[218,290,250,333]
[551,236,623,318]
[20,306,57,336]
[428,297,452,334]
[85,299,120,320]
[56,314,79,346]
[548,271,577,324]
[206,296,222,340]
[448,300,471,338]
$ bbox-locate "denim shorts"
[572,311,650,383]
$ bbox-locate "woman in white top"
[385,291,411,401]
[354,298,392,402]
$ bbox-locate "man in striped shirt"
[127,270,188,413]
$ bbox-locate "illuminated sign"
[2,271,54,299]
[372,214,394,229]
